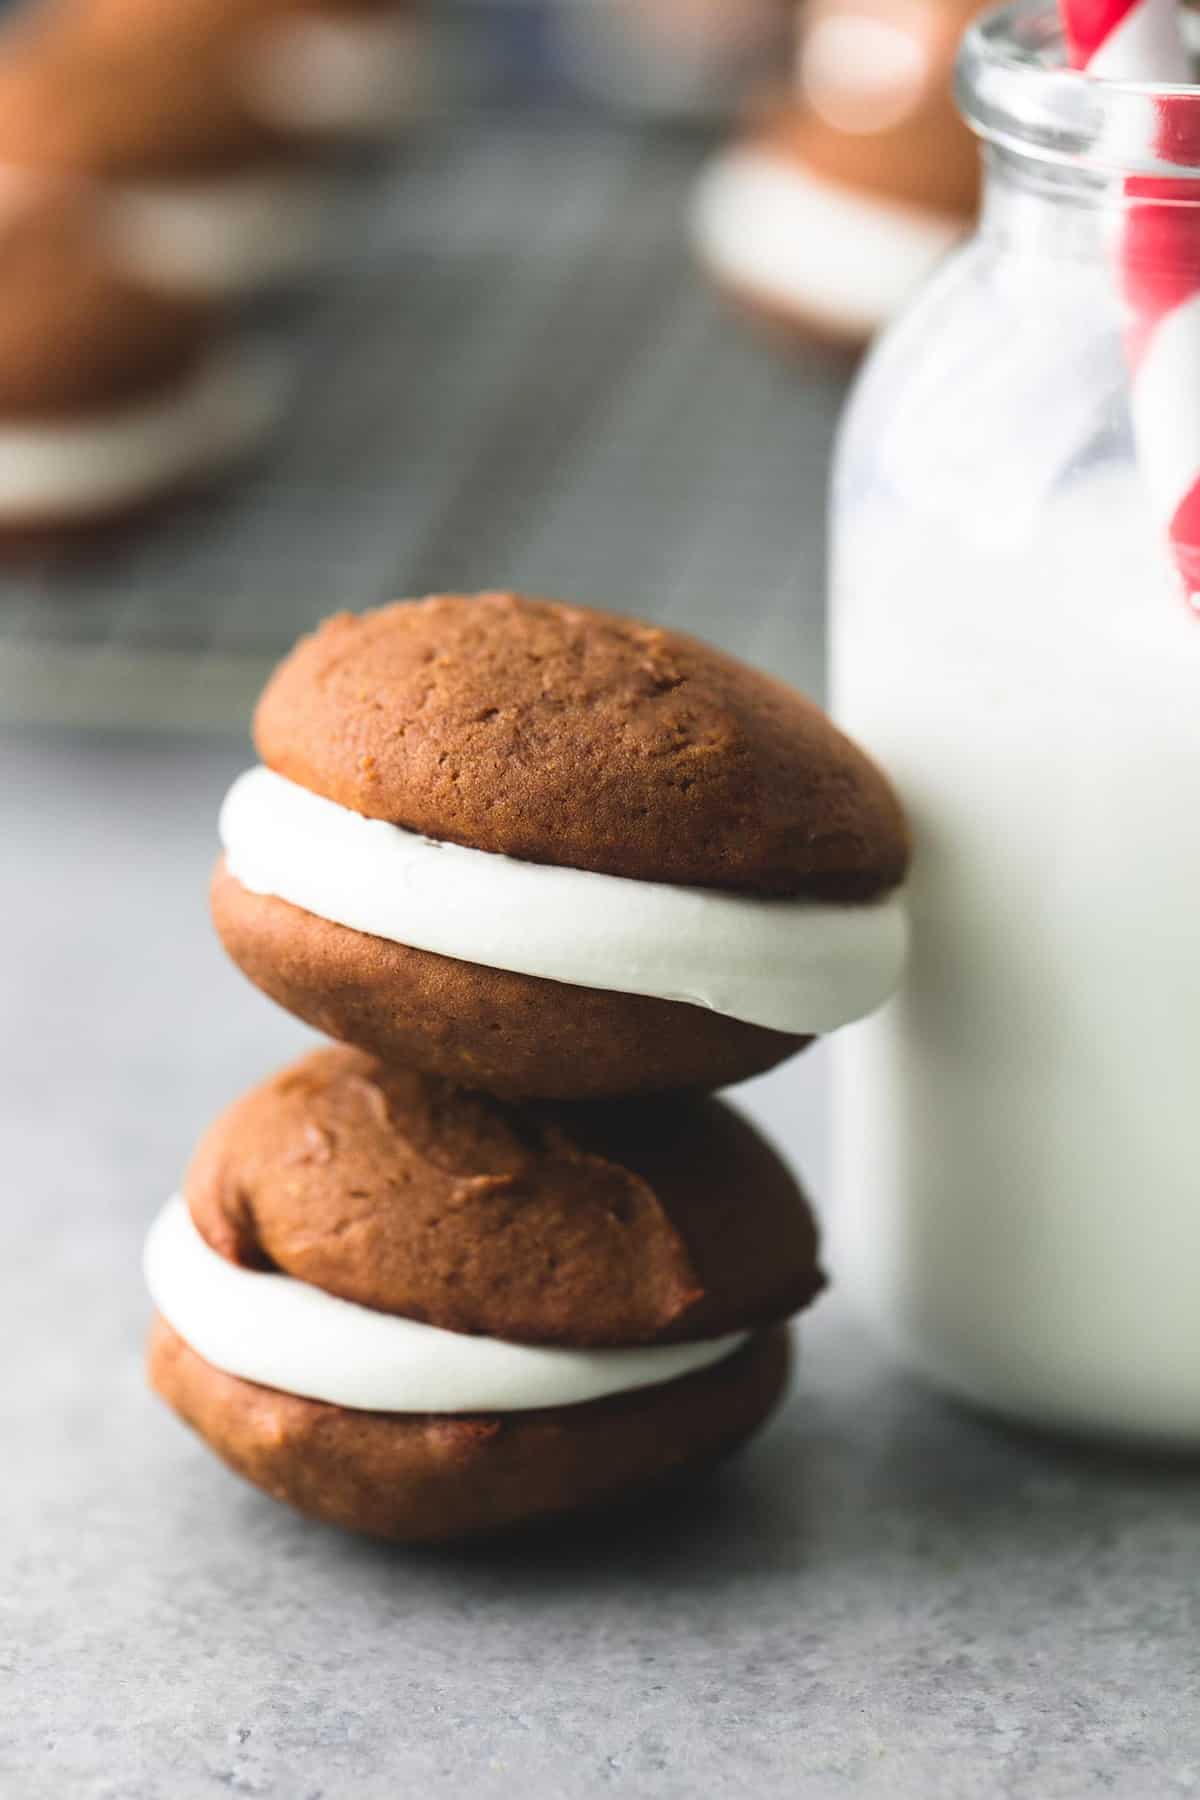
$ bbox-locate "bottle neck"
[977,142,1129,262]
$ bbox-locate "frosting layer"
[691,146,963,337]
[243,13,424,136]
[0,345,281,517]
[145,1196,748,1413]
[220,764,908,1034]
[103,170,336,297]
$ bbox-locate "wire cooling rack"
[0,116,850,730]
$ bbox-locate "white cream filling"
[0,343,284,518]
[220,764,908,1036]
[241,12,426,136]
[146,1196,748,1413]
[101,167,338,298]
[690,145,964,337]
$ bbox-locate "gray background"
[4,117,1199,1800]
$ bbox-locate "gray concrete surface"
[5,731,1200,1800]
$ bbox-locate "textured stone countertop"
[5,730,1200,1800]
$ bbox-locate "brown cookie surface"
[0,23,310,174]
[751,86,979,226]
[56,0,409,34]
[148,1317,790,1542]
[0,183,214,417]
[212,860,808,1100]
[254,593,909,900]
[185,1044,823,1347]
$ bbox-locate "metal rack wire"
[0,116,848,728]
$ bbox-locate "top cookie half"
[216,594,910,1098]
[256,593,906,897]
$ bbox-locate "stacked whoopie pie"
[0,180,274,538]
[0,0,422,544]
[690,0,982,350]
[145,593,909,1542]
[0,0,424,301]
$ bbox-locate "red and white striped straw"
[1059,0,1200,599]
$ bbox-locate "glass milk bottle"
[830,0,1200,1443]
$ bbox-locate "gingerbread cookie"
[214,593,909,1097]
[32,0,425,144]
[691,0,982,347]
[145,1046,819,1538]
[0,22,338,294]
[149,1318,791,1543]
[182,1046,824,1346]
[0,181,278,533]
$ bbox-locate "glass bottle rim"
[958,0,1200,179]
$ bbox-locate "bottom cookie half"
[148,1318,791,1543]
[211,863,808,1100]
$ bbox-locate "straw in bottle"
[1059,0,1200,599]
